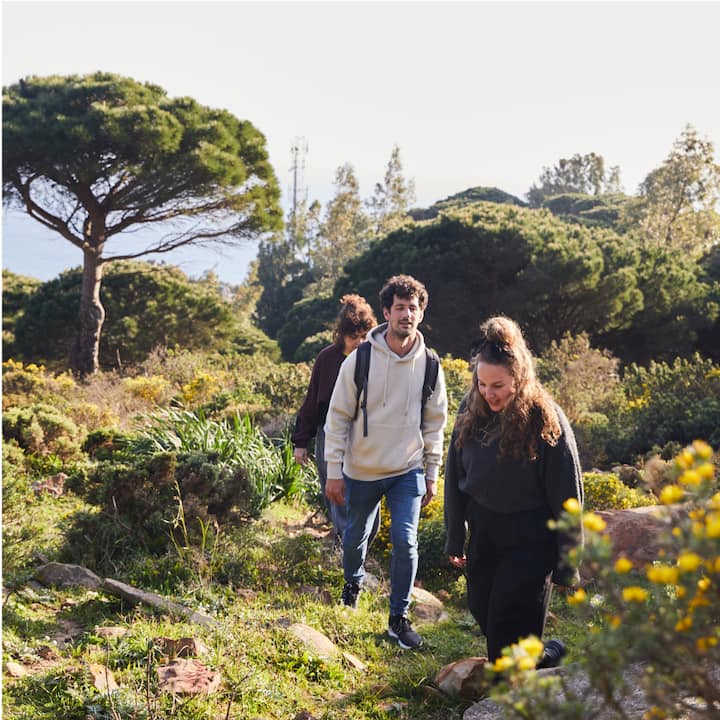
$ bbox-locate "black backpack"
[352,341,440,437]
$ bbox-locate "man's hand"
[449,555,467,569]
[421,478,438,507]
[293,448,309,465]
[325,477,346,506]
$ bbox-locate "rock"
[156,658,221,695]
[31,472,67,497]
[88,663,119,692]
[288,623,340,659]
[155,637,210,658]
[5,661,27,678]
[101,578,215,627]
[37,645,61,661]
[411,585,448,623]
[293,712,318,720]
[463,662,720,719]
[436,657,489,700]
[595,506,681,567]
[341,651,367,671]
[94,626,128,640]
[35,562,102,590]
[411,586,443,608]
[236,588,258,601]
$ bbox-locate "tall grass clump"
[130,409,318,515]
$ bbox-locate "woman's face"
[476,361,516,412]
[343,331,366,355]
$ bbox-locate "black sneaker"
[341,581,360,608]
[388,614,423,650]
[536,639,566,669]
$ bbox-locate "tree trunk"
[71,249,105,376]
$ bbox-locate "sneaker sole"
[387,627,423,650]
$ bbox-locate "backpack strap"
[421,348,440,429]
[353,341,371,437]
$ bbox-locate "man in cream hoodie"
[324,275,448,649]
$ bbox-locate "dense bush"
[611,355,720,460]
[2,402,83,459]
[582,472,654,511]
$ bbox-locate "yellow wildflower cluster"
[582,512,607,533]
[123,375,171,404]
[491,635,545,673]
[181,371,224,405]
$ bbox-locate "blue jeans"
[343,468,426,616]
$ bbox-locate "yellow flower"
[677,552,702,573]
[647,564,679,585]
[623,586,649,603]
[492,656,514,672]
[706,513,720,539]
[567,588,587,605]
[689,594,710,610]
[643,706,667,719]
[676,450,695,470]
[516,656,536,671]
[606,614,622,628]
[672,527,682,537]
[692,522,705,538]
[692,440,713,460]
[614,557,633,573]
[675,585,687,598]
[583,513,607,533]
[697,463,715,481]
[710,493,720,510]
[518,636,544,659]
[697,637,710,654]
[563,497,582,515]
[679,469,702,487]
[674,616,693,632]
[659,484,685,505]
[697,577,712,593]
[707,557,720,573]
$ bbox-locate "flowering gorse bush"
[583,471,654,511]
[488,440,719,719]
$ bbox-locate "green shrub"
[582,471,654,511]
[2,402,82,458]
[611,355,720,461]
[293,330,334,363]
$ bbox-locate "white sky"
[3,0,720,285]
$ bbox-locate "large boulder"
[595,505,683,566]
[436,657,489,700]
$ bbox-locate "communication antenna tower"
[289,138,309,247]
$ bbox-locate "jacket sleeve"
[543,405,584,586]
[423,364,448,482]
[323,351,357,480]
[291,354,324,449]
[444,431,468,557]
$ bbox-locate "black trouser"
[466,502,557,662]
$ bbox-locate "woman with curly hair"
[292,294,379,548]
[444,316,583,667]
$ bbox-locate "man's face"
[383,294,424,339]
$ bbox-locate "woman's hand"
[293,448,308,465]
[449,555,467,569]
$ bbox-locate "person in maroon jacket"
[292,294,380,548]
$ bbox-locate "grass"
[3,488,591,720]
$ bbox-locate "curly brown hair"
[379,275,428,311]
[454,316,561,462]
[333,294,377,349]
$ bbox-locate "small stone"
[5,661,28,678]
[88,663,119,692]
[156,658,221,695]
[435,656,489,700]
[94,626,128,640]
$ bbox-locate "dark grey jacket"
[444,401,583,585]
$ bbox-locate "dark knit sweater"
[444,403,583,585]
[292,344,347,449]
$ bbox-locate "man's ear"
[383,307,391,322]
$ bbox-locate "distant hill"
[409,186,526,220]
